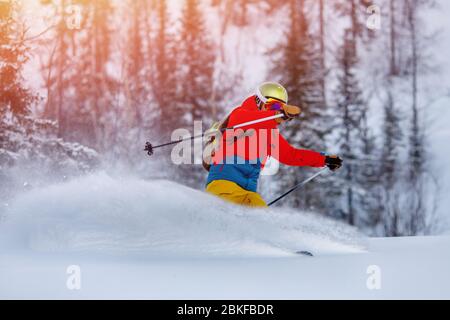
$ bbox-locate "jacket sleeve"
[227,107,279,131]
[272,132,326,167]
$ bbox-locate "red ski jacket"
[211,95,326,168]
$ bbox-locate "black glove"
[325,155,343,171]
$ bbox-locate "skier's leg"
[242,192,268,207]
[206,180,247,205]
[206,180,267,207]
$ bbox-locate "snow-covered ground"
[1,173,449,299]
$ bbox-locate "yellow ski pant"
[206,180,268,208]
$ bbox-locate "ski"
[296,251,314,257]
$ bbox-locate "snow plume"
[0,172,365,257]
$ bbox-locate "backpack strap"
[202,109,234,172]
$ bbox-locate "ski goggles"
[265,98,285,111]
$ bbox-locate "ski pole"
[145,113,285,156]
[267,168,329,207]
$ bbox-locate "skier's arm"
[273,133,326,167]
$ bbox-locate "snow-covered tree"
[110,0,157,165]
[403,0,436,235]
[357,111,382,232]
[333,29,366,226]
[0,0,36,116]
[1,1,99,198]
[40,0,77,138]
[334,0,375,54]
[179,0,215,124]
[152,0,179,137]
[176,0,216,187]
[69,0,117,150]
[378,90,404,236]
[40,0,118,151]
[269,0,329,211]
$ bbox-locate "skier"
[204,82,342,207]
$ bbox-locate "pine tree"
[177,0,216,187]
[124,0,148,130]
[334,29,366,226]
[317,0,327,104]
[40,0,77,139]
[1,0,37,170]
[67,0,117,150]
[334,0,374,54]
[179,0,215,123]
[1,1,98,197]
[372,0,405,236]
[269,0,329,211]
[379,90,404,236]
[403,0,435,235]
[357,111,381,232]
[0,0,37,116]
[108,0,156,165]
[41,0,117,150]
[389,0,399,76]
[152,0,179,136]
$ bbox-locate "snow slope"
[1,173,449,299]
[0,173,363,257]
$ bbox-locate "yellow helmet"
[255,82,288,104]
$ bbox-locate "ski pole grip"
[144,142,154,156]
